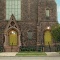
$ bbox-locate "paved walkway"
[0,52,60,56]
[45,52,60,56]
[0,57,60,60]
[0,52,18,56]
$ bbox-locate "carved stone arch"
[4,14,21,33]
[4,14,21,52]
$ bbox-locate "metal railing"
[0,42,60,52]
[19,43,60,52]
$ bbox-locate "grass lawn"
[58,52,60,54]
[16,52,47,56]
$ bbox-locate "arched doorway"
[4,15,21,52]
[44,30,52,45]
[8,30,18,46]
[4,28,21,52]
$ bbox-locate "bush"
[37,46,42,52]
[20,46,36,51]
[0,46,3,52]
[56,45,60,52]
[51,24,60,42]
[19,46,43,52]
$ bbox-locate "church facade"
[0,0,57,52]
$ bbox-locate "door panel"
[44,31,52,45]
[9,30,18,46]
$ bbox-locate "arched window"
[6,0,21,21]
[44,30,52,45]
[8,30,18,46]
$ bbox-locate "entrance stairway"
[4,46,19,52]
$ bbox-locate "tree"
[51,24,60,42]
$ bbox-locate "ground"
[0,52,60,56]
[16,52,47,56]
[0,57,60,60]
[0,52,60,60]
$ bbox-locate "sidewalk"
[0,52,18,56]
[46,52,60,56]
[0,52,60,56]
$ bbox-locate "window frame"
[45,9,50,18]
[27,31,33,40]
[6,0,21,21]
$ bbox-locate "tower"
[37,0,57,51]
[0,0,5,21]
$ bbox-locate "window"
[27,32,33,40]
[46,9,50,17]
[6,0,21,21]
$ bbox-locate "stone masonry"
[0,0,57,51]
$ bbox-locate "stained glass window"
[6,0,21,21]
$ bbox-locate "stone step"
[4,46,19,52]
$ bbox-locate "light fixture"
[11,31,15,34]
[47,26,50,30]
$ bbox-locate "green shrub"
[37,46,42,52]
[56,45,60,51]
[20,46,36,51]
[0,46,3,52]
[19,46,42,52]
